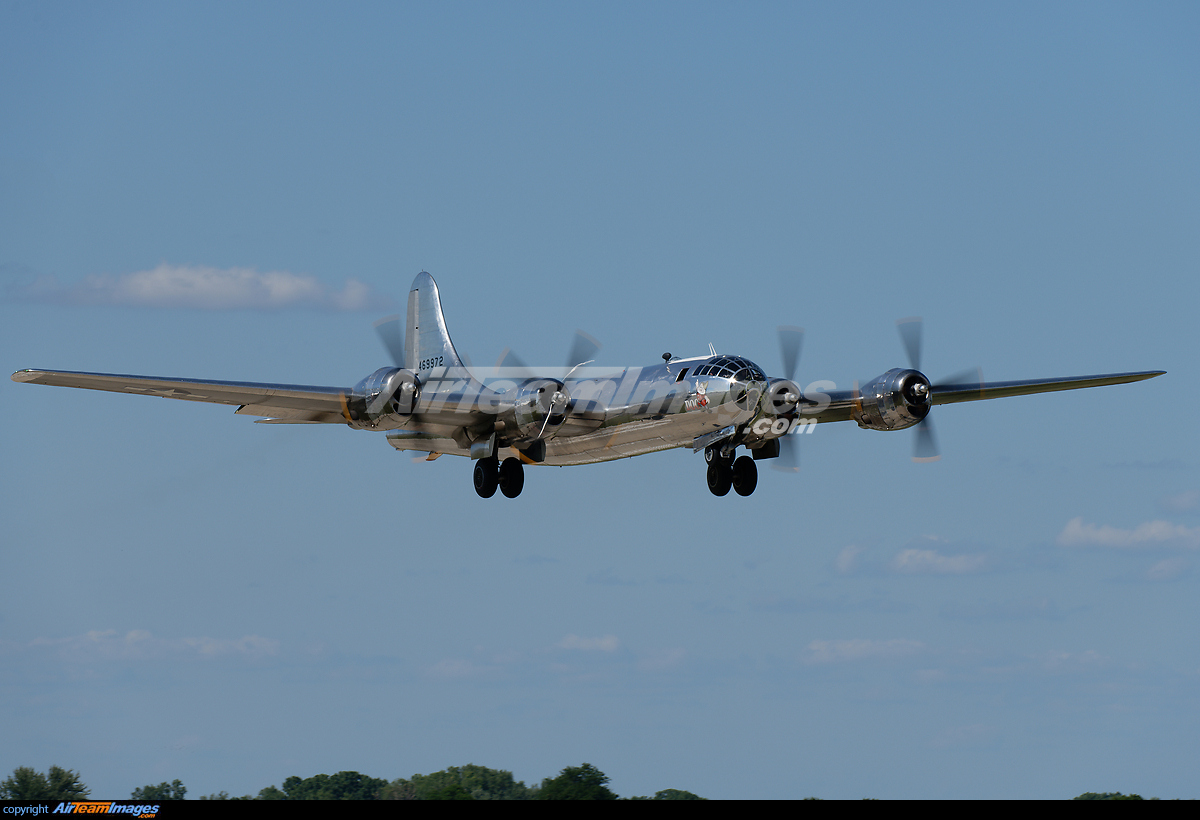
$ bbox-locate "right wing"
[11,369,353,424]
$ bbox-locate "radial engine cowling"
[765,378,802,415]
[347,367,419,428]
[508,378,571,441]
[855,368,932,431]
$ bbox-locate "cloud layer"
[14,264,389,311]
[1057,517,1200,549]
[803,638,925,665]
[890,548,990,575]
[13,629,280,663]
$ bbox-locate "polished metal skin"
[12,272,1166,498]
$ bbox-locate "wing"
[808,370,1165,423]
[929,370,1165,406]
[11,369,352,424]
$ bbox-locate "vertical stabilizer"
[405,272,465,373]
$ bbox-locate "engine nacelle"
[764,378,802,415]
[502,378,571,442]
[855,368,931,431]
[347,367,419,428]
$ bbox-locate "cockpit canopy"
[693,356,767,382]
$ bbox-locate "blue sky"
[2,1,1197,800]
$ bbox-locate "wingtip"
[11,369,38,383]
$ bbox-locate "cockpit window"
[698,356,766,382]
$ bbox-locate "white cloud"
[1035,649,1108,671]
[180,635,280,657]
[1057,517,1200,550]
[834,545,862,574]
[1161,490,1200,513]
[637,647,686,671]
[14,263,389,311]
[425,658,497,679]
[890,548,989,575]
[24,629,278,661]
[557,634,620,652]
[1146,557,1190,581]
[803,638,924,665]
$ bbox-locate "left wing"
[929,371,1166,406]
[11,369,352,424]
[804,369,1164,424]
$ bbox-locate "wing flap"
[386,429,468,457]
[238,405,348,423]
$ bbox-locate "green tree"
[258,771,387,800]
[131,780,186,800]
[1,766,89,800]
[652,789,705,800]
[537,763,617,801]
[425,783,475,800]
[382,764,533,800]
[626,788,707,800]
[1073,792,1145,800]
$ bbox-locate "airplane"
[12,271,1164,499]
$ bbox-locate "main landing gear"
[705,447,758,497]
[473,456,524,499]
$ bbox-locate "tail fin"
[405,272,465,373]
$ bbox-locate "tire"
[499,457,525,498]
[732,456,758,496]
[473,457,498,498]
[707,462,732,496]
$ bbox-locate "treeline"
[1,763,704,800]
[2,767,1182,800]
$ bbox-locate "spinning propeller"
[772,318,982,471]
[495,329,602,377]
[374,315,406,367]
[496,330,603,438]
[895,317,982,463]
[772,325,805,472]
